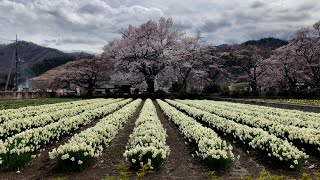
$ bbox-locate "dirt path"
[143,100,208,180]
[217,140,265,180]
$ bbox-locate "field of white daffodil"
[157,99,234,169]
[49,99,141,171]
[0,98,319,180]
[124,99,170,170]
[165,99,308,169]
[0,98,132,170]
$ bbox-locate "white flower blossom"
[47,99,141,171]
[165,99,308,168]
[157,99,234,169]
[124,100,170,168]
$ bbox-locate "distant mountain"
[215,44,232,51]
[210,37,289,85]
[0,41,92,87]
[243,37,288,49]
[215,38,287,51]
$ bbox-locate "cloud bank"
[0,0,319,53]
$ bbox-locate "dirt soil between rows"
[145,100,208,180]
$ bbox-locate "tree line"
[50,18,320,97]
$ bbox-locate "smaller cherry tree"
[232,44,269,92]
[172,32,208,91]
[51,56,105,97]
[202,47,232,86]
[290,20,320,87]
[260,19,320,89]
[260,45,306,90]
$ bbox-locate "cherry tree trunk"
[86,82,95,97]
[182,78,188,92]
[146,77,155,92]
[250,82,258,93]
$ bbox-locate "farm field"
[244,99,320,107]
[0,98,319,180]
[0,98,80,110]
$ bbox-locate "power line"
[4,49,15,91]
[0,37,15,42]
[0,37,23,44]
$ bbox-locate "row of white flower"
[124,99,170,170]
[157,99,234,169]
[177,100,320,150]
[244,101,320,129]
[207,100,320,125]
[49,99,141,171]
[0,98,109,123]
[203,100,320,129]
[0,99,123,139]
[0,98,133,169]
[165,99,307,169]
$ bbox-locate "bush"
[265,89,277,97]
[133,88,140,94]
[155,89,167,98]
[50,91,57,98]
[277,90,292,97]
[203,84,221,94]
[230,82,250,91]
[169,82,185,93]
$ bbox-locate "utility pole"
[15,34,18,91]
[4,49,15,91]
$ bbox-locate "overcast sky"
[0,0,319,53]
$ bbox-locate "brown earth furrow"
[143,100,208,180]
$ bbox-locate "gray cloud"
[54,38,106,45]
[0,0,319,52]
[250,1,265,8]
[172,23,193,31]
[200,20,232,33]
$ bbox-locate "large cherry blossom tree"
[102,18,184,92]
